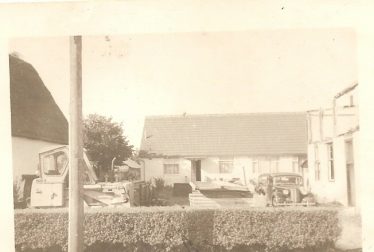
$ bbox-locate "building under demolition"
[307,83,359,207]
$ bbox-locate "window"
[273,175,303,186]
[314,144,320,181]
[219,160,233,173]
[327,143,335,181]
[163,164,179,175]
[43,151,68,176]
[271,158,279,173]
[259,159,270,173]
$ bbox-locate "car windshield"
[273,175,303,186]
[42,151,68,176]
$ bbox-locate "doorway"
[345,140,355,206]
[191,160,201,182]
[196,160,201,181]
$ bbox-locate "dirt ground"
[335,207,362,251]
[156,187,190,206]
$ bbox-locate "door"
[196,160,201,181]
[345,140,356,206]
[191,160,202,182]
[30,180,64,207]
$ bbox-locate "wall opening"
[345,140,355,206]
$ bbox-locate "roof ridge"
[145,111,306,119]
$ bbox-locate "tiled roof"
[123,159,141,169]
[140,113,307,157]
[10,55,68,144]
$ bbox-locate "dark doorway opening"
[195,160,201,182]
[345,140,355,206]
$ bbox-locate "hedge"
[14,207,341,252]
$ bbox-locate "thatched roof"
[10,55,68,144]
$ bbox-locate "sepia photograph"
[1,2,374,252]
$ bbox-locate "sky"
[9,29,357,148]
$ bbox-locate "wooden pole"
[319,108,324,141]
[307,112,312,144]
[68,35,84,252]
[242,166,248,186]
[332,98,337,137]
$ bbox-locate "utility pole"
[68,35,84,252]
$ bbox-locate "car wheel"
[26,197,32,208]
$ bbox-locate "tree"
[83,114,133,179]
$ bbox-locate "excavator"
[22,145,145,208]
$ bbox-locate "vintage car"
[255,172,316,206]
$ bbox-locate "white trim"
[327,142,335,182]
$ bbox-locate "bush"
[153,177,165,192]
[13,182,21,206]
[14,207,341,252]
[13,179,25,209]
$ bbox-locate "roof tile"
[140,113,307,156]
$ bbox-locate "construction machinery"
[22,145,145,208]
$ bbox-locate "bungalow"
[307,84,359,207]
[139,112,308,185]
[10,55,69,181]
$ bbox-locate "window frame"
[327,143,335,181]
[42,151,68,177]
[163,163,180,175]
[219,159,234,174]
[270,158,280,173]
[314,144,320,181]
[291,157,299,173]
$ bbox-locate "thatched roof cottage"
[10,55,68,179]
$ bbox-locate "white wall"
[307,87,360,207]
[352,131,360,208]
[201,156,302,183]
[308,132,360,207]
[308,140,343,204]
[142,157,191,185]
[200,157,249,183]
[308,87,358,144]
[142,155,304,185]
[12,136,62,181]
[142,158,163,181]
